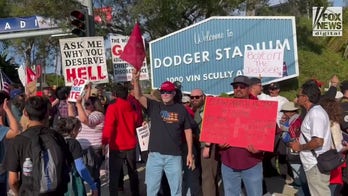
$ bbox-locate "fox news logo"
[313,7,343,36]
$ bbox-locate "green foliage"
[45,73,65,87]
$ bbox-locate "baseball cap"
[340,80,348,93]
[230,76,250,86]
[10,89,23,99]
[159,81,176,91]
[269,82,280,90]
[249,77,261,86]
[280,102,299,112]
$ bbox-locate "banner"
[243,49,284,77]
[136,125,150,152]
[150,16,299,95]
[200,97,277,152]
[110,35,149,82]
[59,37,109,86]
[67,78,87,102]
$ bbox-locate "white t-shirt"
[299,105,332,171]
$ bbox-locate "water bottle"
[23,158,33,176]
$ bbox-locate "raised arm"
[3,99,20,138]
[132,70,148,109]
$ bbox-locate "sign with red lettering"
[68,78,87,102]
[243,49,284,77]
[200,97,277,152]
[59,37,109,86]
[110,35,149,82]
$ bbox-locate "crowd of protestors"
[0,72,347,196]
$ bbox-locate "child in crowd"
[54,117,98,196]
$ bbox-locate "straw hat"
[281,102,299,112]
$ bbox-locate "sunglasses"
[160,90,174,95]
[233,84,247,89]
[190,95,202,99]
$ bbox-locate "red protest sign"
[200,97,277,152]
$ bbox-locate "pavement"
[93,162,300,196]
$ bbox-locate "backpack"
[20,126,70,195]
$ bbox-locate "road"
[92,162,299,196]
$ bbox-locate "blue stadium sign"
[0,16,58,33]
[149,16,299,95]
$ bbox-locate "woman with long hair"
[321,98,348,196]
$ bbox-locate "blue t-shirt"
[0,126,9,182]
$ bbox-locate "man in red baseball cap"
[132,71,194,196]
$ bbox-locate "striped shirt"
[76,110,105,150]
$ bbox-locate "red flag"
[120,23,146,71]
[26,66,36,83]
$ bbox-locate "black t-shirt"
[147,99,191,156]
[65,137,83,161]
[4,126,68,195]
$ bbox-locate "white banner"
[110,35,149,82]
[59,37,109,86]
[243,49,284,78]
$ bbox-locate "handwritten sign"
[59,37,109,86]
[200,97,277,152]
[67,78,87,102]
[243,49,284,78]
[110,35,149,82]
[136,125,150,151]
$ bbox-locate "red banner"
[200,97,277,152]
[26,66,36,83]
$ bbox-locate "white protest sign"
[68,78,87,102]
[136,125,150,152]
[110,35,149,82]
[243,49,284,78]
[59,37,109,86]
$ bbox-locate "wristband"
[204,144,211,148]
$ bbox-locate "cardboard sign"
[67,78,87,102]
[110,35,149,82]
[200,97,277,152]
[243,49,284,77]
[136,125,150,151]
[59,37,109,86]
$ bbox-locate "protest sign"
[136,125,150,152]
[110,35,149,82]
[59,37,109,86]
[200,97,277,152]
[68,78,87,102]
[243,49,284,77]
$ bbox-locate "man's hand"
[247,145,260,154]
[132,69,140,81]
[186,153,195,170]
[202,146,210,158]
[2,98,9,112]
[289,140,301,152]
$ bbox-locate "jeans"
[221,162,263,196]
[290,163,310,196]
[109,149,139,196]
[145,152,182,196]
